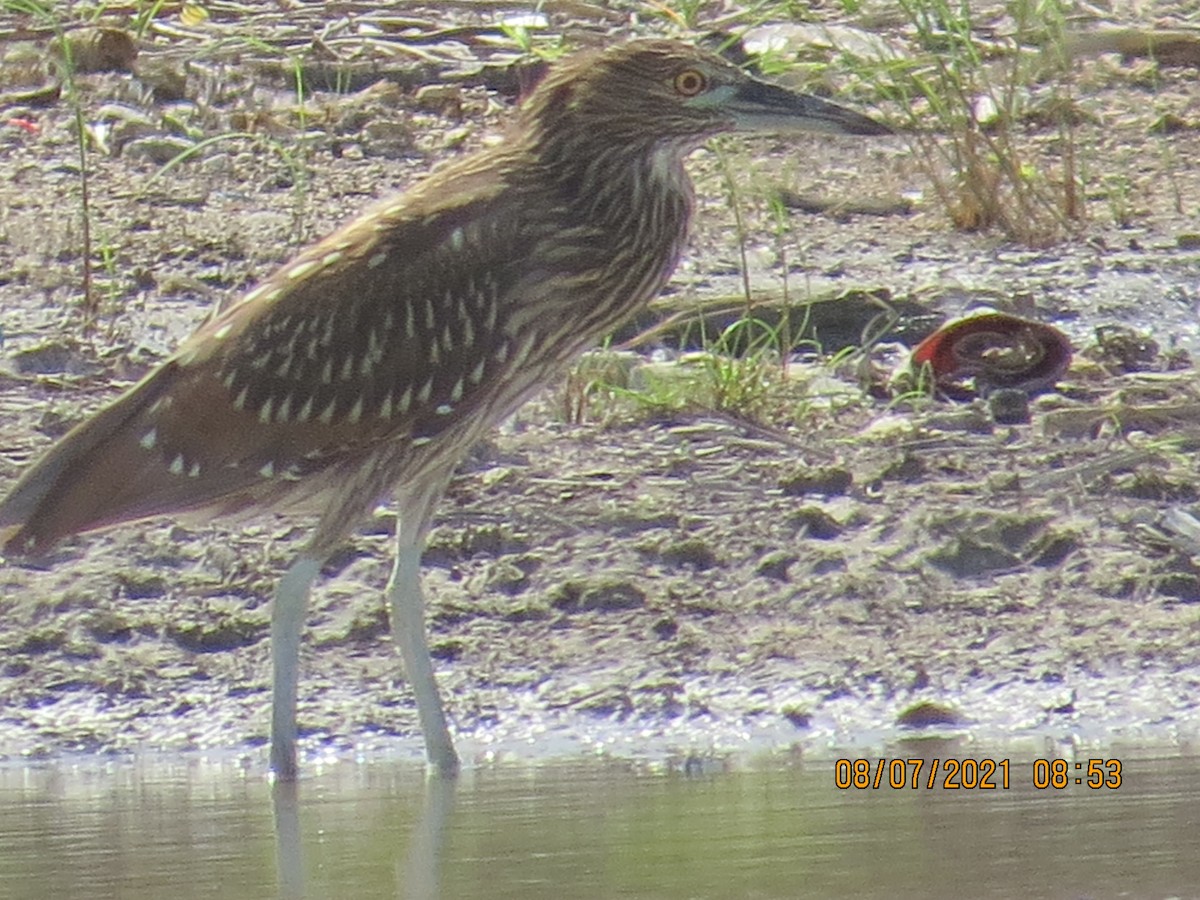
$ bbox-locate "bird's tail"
[0,372,174,557]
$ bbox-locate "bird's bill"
[723,77,892,136]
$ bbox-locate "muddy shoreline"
[2,5,1200,767]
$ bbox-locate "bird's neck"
[531,127,697,248]
[482,122,697,358]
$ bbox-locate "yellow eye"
[673,68,707,97]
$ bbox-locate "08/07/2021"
[834,757,1124,790]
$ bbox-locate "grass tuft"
[832,0,1084,244]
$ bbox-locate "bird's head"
[522,39,891,150]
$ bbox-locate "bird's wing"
[0,168,574,553]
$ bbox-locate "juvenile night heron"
[0,40,889,780]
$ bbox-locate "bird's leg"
[389,540,458,775]
[388,475,459,777]
[270,554,323,781]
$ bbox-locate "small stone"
[16,628,67,655]
[362,120,416,159]
[124,135,197,166]
[658,538,719,570]
[115,571,168,600]
[926,537,1020,577]
[1158,573,1200,603]
[896,701,963,728]
[549,578,646,612]
[85,614,134,648]
[756,551,796,581]
[1031,531,1080,568]
[11,340,89,375]
[788,507,843,540]
[877,453,925,482]
[430,638,465,661]
[988,388,1030,425]
[779,465,853,496]
[414,84,463,116]
[166,610,265,653]
[484,559,530,595]
[54,27,137,74]
[781,705,812,729]
[651,617,678,640]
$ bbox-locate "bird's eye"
[673,68,708,97]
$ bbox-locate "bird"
[0,39,890,780]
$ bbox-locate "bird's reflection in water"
[397,774,458,900]
[272,780,305,900]
[272,771,459,900]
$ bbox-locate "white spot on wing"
[139,428,157,450]
[259,461,275,478]
[287,259,321,281]
[461,311,474,348]
[169,454,185,476]
[510,333,535,367]
[368,251,388,269]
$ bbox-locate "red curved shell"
[911,312,1072,397]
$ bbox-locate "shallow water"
[1,748,1197,899]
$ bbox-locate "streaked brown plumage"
[0,40,890,779]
